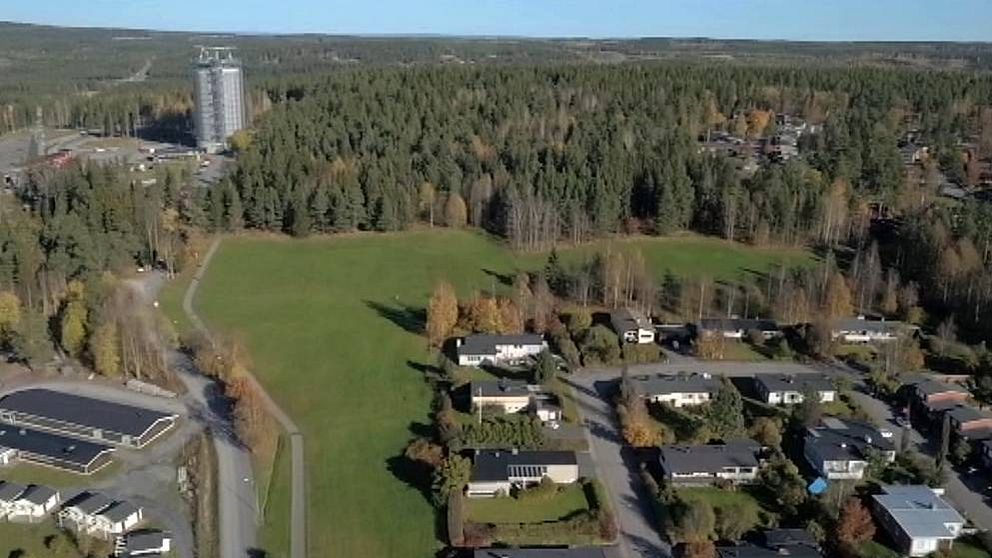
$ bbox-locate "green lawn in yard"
[0,520,84,558]
[857,540,901,558]
[678,486,763,509]
[467,485,590,524]
[950,538,992,558]
[0,462,118,488]
[183,229,814,557]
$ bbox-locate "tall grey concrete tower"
[193,47,247,153]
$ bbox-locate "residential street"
[566,373,671,558]
[565,355,992,558]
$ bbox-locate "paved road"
[566,373,671,558]
[133,271,260,558]
[182,237,307,558]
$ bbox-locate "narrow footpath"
[183,237,307,558]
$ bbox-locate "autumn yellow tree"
[462,295,501,334]
[823,272,854,319]
[444,193,468,228]
[426,281,459,347]
[0,291,21,335]
[90,322,120,377]
[496,298,523,334]
[747,109,773,138]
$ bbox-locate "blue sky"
[5,0,992,41]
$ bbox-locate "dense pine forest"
[5,24,992,375]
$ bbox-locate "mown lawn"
[0,462,118,488]
[0,520,85,558]
[467,485,590,524]
[183,229,814,557]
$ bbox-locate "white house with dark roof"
[628,373,721,408]
[872,485,964,557]
[755,374,836,405]
[58,492,114,535]
[0,481,26,519]
[832,317,916,344]
[93,501,143,539]
[610,308,655,344]
[658,440,762,485]
[0,445,14,466]
[698,318,781,340]
[466,449,579,498]
[456,334,547,366]
[803,417,895,480]
[116,530,172,557]
[8,485,60,523]
[469,380,561,423]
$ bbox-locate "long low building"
[0,389,177,448]
[0,425,114,474]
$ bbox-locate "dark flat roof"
[0,389,176,438]
[0,424,113,467]
[947,405,992,424]
[805,418,893,462]
[908,378,968,397]
[471,449,577,482]
[630,373,721,397]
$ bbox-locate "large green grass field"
[0,521,84,558]
[184,229,814,557]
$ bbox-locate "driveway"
[565,373,671,558]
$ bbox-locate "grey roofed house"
[906,378,969,398]
[833,317,915,336]
[99,501,141,523]
[755,374,834,394]
[873,485,964,539]
[0,389,177,445]
[125,530,171,553]
[473,548,609,558]
[628,373,721,398]
[946,405,991,424]
[699,318,780,334]
[717,543,822,558]
[659,439,761,475]
[0,424,114,472]
[69,492,114,515]
[763,528,819,550]
[19,485,57,506]
[470,449,578,482]
[457,334,545,357]
[805,417,895,461]
[612,307,652,330]
[0,481,26,502]
[471,379,532,398]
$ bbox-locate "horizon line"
[2,19,990,45]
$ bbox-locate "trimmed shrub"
[447,493,465,546]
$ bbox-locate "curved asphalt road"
[182,238,307,558]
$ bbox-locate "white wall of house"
[765,389,835,405]
[473,396,531,414]
[493,343,546,361]
[0,448,15,466]
[466,480,511,498]
[647,392,712,407]
[621,328,655,344]
[457,354,491,366]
